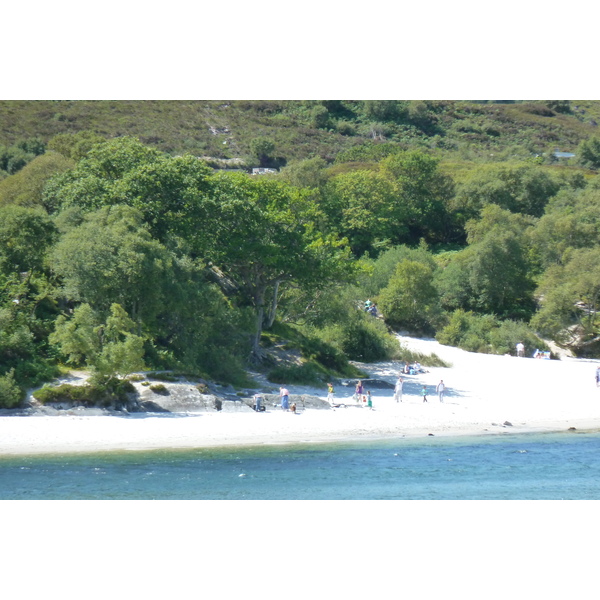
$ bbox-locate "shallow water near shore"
[2,430,600,500]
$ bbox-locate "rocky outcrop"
[133,381,254,413]
[22,370,335,415]
[259,394,331,410]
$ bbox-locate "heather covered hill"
[1,100,599,167]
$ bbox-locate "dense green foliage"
[2,100,600,404]
[33,380,136,405]
[437,310,547,355]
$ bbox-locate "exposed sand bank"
[2,335,600,456]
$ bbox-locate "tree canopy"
[1,116,600,401]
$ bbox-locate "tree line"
[1,132,600,406]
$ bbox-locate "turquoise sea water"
[2,430,600,500]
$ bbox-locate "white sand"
[2,335,600,456]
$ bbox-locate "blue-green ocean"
[2,430,600,500]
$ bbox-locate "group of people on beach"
[335,372,447,408]
[516,341,551,360]
[252,369,447,414]
[353,380,374,409]
[252,386,297,413]
[402,362,426,375]
[395,376,445,403]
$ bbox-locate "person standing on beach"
[394,377,404,403]
[436,380,445,403]
[327,382,335,404]
[421,385,428,403]
[279,386,290,411]
[596,367,600,387]
[253,393,263,412]
[355,380,364,404]
[516,342,525,357]
[367,391,373,410]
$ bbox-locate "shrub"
[396,346,451,368]
[319,311,398,362]
[127,373,145,382]
[0,369,23,408]
[13,358,60,390]
[267,362,325,385]
[437,309,547,356]
[378,260,441,335]
[149,383,169,395]
[33,380,135,404]
[298,335,350,373]
[336,120,356,136]
[146,372,178,382]
[33,384,105,404]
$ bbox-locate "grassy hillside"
[1,100,599,167]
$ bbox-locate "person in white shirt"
[394,377,404,403]
[436,380,445,403]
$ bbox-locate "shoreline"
[3,334,600,457]
[2,411,600,457]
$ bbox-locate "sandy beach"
[2,335,600,456]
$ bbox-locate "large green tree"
[379,151,457,243]
[435,205,536,317]
[42,136,165,213]
[206,173,353,359]
[577,136,600,169]
[452,163,560,223]
[0,204,57,278]
[529,184,600,269]
[322,169,407,256]
[532,247,600,353]
[377,259,440,334]
[47,131,106,162]
[50,303,146,385]
[50,205,173,327]
[0,152,74,209]
[44,138,215,245]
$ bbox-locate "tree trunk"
[250,288,266,363]
[265,279,281,330]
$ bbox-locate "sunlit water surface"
[2,431,600,500]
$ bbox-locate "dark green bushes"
[436,309,547,356]
[33,380,135,405]
[149,383,169,395]
[267,363,326,386]
[318,311,398,362]
[0,370,22,408]
[146,372,178,382]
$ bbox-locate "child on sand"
[327,383,334,404]
[422,385,428,403]
[367,390,373,410]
